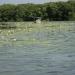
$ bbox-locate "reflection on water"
[0,22,75,75]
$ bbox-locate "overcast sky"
[0,0,68,4]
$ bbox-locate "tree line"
[0,1,75,22]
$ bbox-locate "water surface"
[0,22,75,75]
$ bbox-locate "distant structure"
[35,17,41,23]
[29,16,42,23]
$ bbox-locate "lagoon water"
[0,22,75,75]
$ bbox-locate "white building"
[36,18,41,23]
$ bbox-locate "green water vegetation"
[0,22,74,47]
[0,22,74,38]
[0,22,16,29]
[0,0,75,22]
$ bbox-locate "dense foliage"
[0,1,75,21]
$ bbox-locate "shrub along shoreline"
[0,1,75,22]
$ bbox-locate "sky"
[0,0,68,4]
